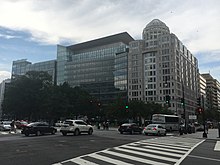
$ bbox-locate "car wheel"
[36,130,41,136]
[25,132,29,137]
[164,132,166,136]
[51,129,56,135]
[74,129,80,136]
[145,133,148,136]
[62,132,67,136]
[120,131,123,134]
[88,128,93,135]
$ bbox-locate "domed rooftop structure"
[142,19,170,39]
[146,19,168,28]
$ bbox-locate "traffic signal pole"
[202,95,207,138]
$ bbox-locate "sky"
[0,0,220,83]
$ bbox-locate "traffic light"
[197,97,201,107]
[197,107,203,114]
[125,104,129,112]
[181,98,185,106]
[165,95,171,107]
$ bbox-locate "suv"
[60,120,93,136]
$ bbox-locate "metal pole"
[202,95,207,138]
[182,80,187,134]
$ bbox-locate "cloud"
[0,71,11,83]
[0,33,20,39]
[0,0,219,81]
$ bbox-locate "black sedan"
[118,123,143,134]
[21,122,57,136]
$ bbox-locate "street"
[0,128,220,165]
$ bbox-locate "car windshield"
[147,125,157,128]
[121,123,132,126]
[64,121,73,125]
[21,121,28,124]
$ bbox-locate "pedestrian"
[103,122,106,130]
[206,123,209,134]
[106,122,109,130]
[9,120,16,133]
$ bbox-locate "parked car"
[21,122,57,136]
[194,123,204,131]
[15,120,28,129]
[143,124,166,136]
[118,123,143,134]
[55,121,64,127]
[60,120,93,136]
[0,121,11,131]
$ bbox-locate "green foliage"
[2,71,94,121]
[105,99,172,123]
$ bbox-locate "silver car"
[0,121,11,131]
[143,124,166,136]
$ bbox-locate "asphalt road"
[0,129,149,165]
[0,129,220,165]
[181,139,220,165]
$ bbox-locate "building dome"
[142,19,170,39]
[146,19,168,28]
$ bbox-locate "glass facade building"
[57,32,134,104]
[11,59,57,84]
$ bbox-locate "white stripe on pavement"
[104,150,171,165]
[114,147,179,162]
[129,143,186,154]
[68,157,99,165]
[121,145,183,157]
[175,139,205,165]
[135,141,190,151]
[214,141,220,151]
[89,153,134,165]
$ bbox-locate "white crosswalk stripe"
[52,136,204,165]
[214,141,220,151]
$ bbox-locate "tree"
[2,71,53,120]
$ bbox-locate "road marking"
[188,155,220,162]
[68,157,99,165]
[52,136,204,165]
[135,141,190,150]
[120,145,183,157]
[138,144,187,154]
[214,141,220,151]
[103,150,171,165]
[174,139,205,165]
[114,146,179,162]
[89,153,134,165]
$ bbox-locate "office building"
[128,19,199,116]
[57,32,134,104]
[201,73,220,111]
[11,59,57,84]
[0,79,11,119]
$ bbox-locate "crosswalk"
[53,136,205,165]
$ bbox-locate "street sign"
[189,115,197,120]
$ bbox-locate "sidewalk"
[180,129,220,140]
